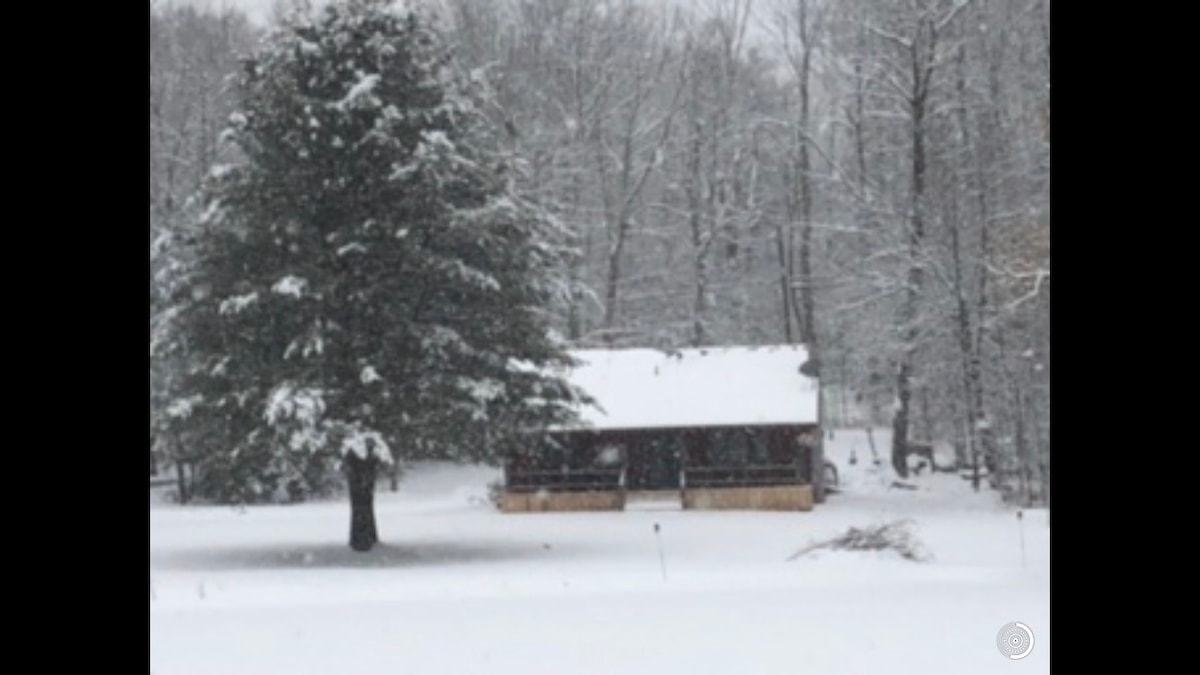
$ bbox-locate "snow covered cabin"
[502,345,823,512]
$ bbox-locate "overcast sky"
[163,0,279,26]
[234,0,276,25]
[168,0,428,27]
[169,0,753,29]
[168,0,786,52]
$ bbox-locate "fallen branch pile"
[787,520,930,562]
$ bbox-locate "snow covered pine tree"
[169,0,581,551]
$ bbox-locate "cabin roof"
[556,345,819,431]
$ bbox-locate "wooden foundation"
[501,485,815,512]
[682,485,814,511]
[501,490,625,513]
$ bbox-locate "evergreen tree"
[166,0,581,551]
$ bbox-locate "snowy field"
[150,430,1050,674]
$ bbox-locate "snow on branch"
[199,199,225,226]
[418,129,454,153]
[336,422,394,464]
[337,242,368,257]
[1002,269,1049,313]
[283,326,325,360]
[265,383,324,425]
[271,275,309,298]
[457,375,506,405]
[208,164,237,180]
[937,0,977,32]
[360,365,382,385]
[218,291,258,315]
[451,195,518,227]
[421,325,474,357]
[335,72,381,111]
[448,375,506,423]
[866,23,913,50]
[166,394,203,419]
[438,258,501,293]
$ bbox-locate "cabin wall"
[501,490,624,512]
[504,423,822,511]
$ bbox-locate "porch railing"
[505,467,625,493]
[683,464,807,489]
[507,464,807,493]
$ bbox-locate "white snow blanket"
[151,430,1049,675]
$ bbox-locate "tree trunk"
[890,21,933,482]
[346,454,379,552]
[775,219,795,342]
[567,229,585,342]
[919,386,933,445]
[891,360,912,478]
[1014,378,1029,506]
[603,217,629,334]
[795,0,816,348]
[686,113,708,347]
[174,455,190,504]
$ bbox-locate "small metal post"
[1017,510,1026,569]
[654,523,668,582]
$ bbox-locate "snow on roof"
[559,345,819,431]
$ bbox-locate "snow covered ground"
[151,430,1049,674]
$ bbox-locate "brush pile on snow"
[788,520,930,562]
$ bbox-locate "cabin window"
[708,428,746,466]
[629,431,682,490]
[794,440,813,483]
[768,428,795,465]
[683,429,709,466]
[534,434,566,471]
[744,428,771,465]
[595,443,623,467]
[563,434,596,470]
